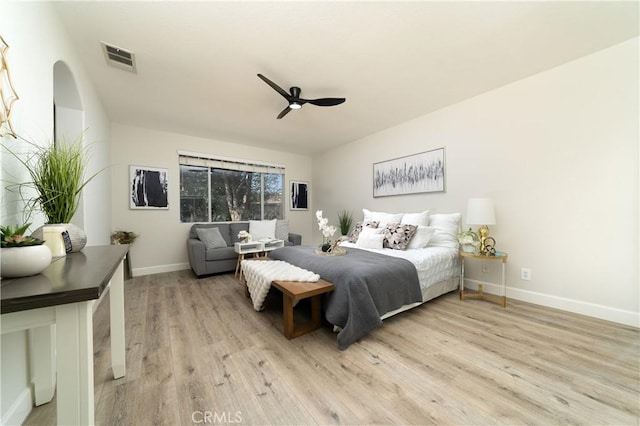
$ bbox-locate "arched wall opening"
[53,60,84,229]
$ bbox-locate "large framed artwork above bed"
[373,147,445,197]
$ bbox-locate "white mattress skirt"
[380,276,459,320]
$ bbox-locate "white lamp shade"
[466,198,496,225]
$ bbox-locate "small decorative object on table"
[481,237,497,256]
[458,228,480,254]
[238,230,251,243]
[315,210,345,255]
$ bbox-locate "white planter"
[32,223,87,252]
[461,244,478,254]
[1,245,53,278]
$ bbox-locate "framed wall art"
[130,165,169,209]
[0,35,19,138]
[290,181,309,210]
[373,147,445,197]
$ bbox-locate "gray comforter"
[269,245,422,350]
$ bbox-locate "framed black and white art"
[290,181,309,210]
[129,165,169,209]
[373,148,445,197]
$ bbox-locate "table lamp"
[466,198,496,255]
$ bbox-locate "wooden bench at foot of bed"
[272,279,335,339]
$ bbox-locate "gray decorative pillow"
[348,221,379,243]
[196,227,228,249]
[382,223,417,250]
[275,219,289,241]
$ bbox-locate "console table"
[1,245,128,425]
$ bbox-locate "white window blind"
[178,150,285,174]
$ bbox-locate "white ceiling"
[53,1,639,155]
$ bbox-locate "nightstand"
[459,251,508,307]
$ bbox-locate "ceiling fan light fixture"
[257,74,345,119]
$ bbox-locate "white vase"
[32,223,87,252]
[1,245,53,278]
[43,225,67,257]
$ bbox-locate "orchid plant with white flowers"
[315,210,337,250]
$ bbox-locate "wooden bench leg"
[310,295,322,330]
[283,295,295,339]
[282,294,323,339]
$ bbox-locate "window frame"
[178,152,285,223]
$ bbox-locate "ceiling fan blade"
[276,106,292,119]
[305,97,346,107]
[257,74,291,100]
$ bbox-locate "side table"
[262,239,285,255]
[459,251,508,307]
[1,245,128,425]
[234,241,265,279]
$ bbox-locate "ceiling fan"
[257,73,346,119]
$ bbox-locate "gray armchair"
[187,221,302,277]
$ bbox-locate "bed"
[268,210,462,349]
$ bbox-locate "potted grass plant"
[337,210,353,236]
[5,135,100,252]
[1,223,52,278]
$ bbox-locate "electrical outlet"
[521,268,532,281]
[482,264,489,273]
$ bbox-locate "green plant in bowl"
[1,223,44,247]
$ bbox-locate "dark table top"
[1,245,129,314]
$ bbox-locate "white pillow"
[427,213,461,249]
[362,208,404,229]
[356,232,384,249]
[429,213,461,235]
[249,219,277,241]
[359,226,384,237]
[407,226,437,249]
[401,210,430,227]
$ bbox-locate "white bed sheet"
[339,242,460,293]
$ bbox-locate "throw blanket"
[242,260,320,311]
[269,246,422,350]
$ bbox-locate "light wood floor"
[24,270,639,425]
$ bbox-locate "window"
[179,153,284,223]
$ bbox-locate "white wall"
[0,3,111,424]
[110,123,314,276]
[313,38,639,327]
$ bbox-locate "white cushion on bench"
[242,260,320,311]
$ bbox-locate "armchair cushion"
[275,219,289,241]
[196,227,228,249]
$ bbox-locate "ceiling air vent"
[101,42,137,73]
